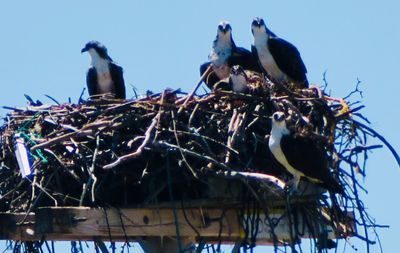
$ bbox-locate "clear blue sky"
[0,1,399,252]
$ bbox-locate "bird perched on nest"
[251,17,308,89]
[200,21,261,90]
[214,65,267,95]
[268,111,343,194]
[229,65,249,93]
[81,41,126,99]
[214,65,248,93]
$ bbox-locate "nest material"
[0,75,388,250]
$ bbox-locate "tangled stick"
[103,113,160,170]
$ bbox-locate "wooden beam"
[0,212,36,241]
[0,206,353,244]
[37,207,239,240]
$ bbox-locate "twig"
[166,128,239,154]
[188,103,200,129]
[177,64,213,110]
[210,169,286,190]
[89,135,100,203]
[353,119,400,167]
[343,144,383,155]
[343,78,363,100]
[225,109,239,164]
[44,94,61,105]
[153,141,231,171]
[31,120,115,150]
[171,110,198,178]
[322,70,329,91]
[94,238,109,253]
[42,149,82,183]
[103,113,160,169]
[78,88,86,104]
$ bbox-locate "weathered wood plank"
[0,207,353,243]
[0,212,36,241]
[35,207,239,240]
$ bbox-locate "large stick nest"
[0,75,395,250]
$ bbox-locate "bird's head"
[251,17,267,35]
[81,41,111,60]
[271,111,290,134]
[230,65,248,92]
[230,65,246,77]
[272,111,285,122]
[216,21,233,43]
[218,21,232,34]
[252,17,277,41]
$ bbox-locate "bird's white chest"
[93,60,114,93]
[255,42,286,81]
[269,131,303,177]
[210,41,231,64]
[209,41,231,79]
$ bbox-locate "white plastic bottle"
[13,133,32,178]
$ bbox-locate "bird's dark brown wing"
[86,67,98,97]
[268,37,308,87]
[200,61,219,90]
[109,63,126,99]
[280,134,342,193]
[229,47,262,73]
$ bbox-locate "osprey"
[251,18,308,89]
[200,21,261,89]
[268,112,343,194]
[81,41,126,99]
[213,65,249,92]
[230,65,248,93]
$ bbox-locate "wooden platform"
[0,205,353,244]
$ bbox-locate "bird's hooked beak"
[218,21,231,34]
[251,17,264,28]
[81,46,89,53]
